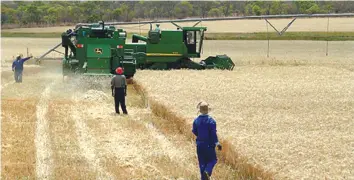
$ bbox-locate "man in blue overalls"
[12,54,33,83]
[192,101,222,180]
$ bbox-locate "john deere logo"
[94,48,103,54]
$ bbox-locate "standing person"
[12,54,33,83]
[155,24,160,32]
[61,29,76,59]
[192,101,222,180]
[111,67,128,114]
[61,30,71,59]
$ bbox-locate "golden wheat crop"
[200,40,354,71]
[134,64,354,180]
[2,37,353,179]
[1,61,239,179]
[2,17,354,33]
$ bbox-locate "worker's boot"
[202,171,210,180]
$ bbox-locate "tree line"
[2,1,354,28]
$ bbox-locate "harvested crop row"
[66,76,239,179]
[134,66,354,179]
[1,63,239,179]
[1,99,37,179]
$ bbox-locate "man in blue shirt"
[192,101,222,180]
[12,54,33,83]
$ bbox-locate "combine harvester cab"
[129,23,235,70]
[62,21,136,78]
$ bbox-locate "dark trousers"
[63,44,76,58]
[64,46,68,58]
[14,70,23,83]
[114,88,127,114]
[197,143,217,180]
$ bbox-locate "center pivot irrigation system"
[36,13,354,78]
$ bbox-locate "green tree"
[270,1,288,15]
[193,1,213,18]
[221,1,232,16]
[23,2,44,24]
[322,2,333,13]
[306,4,322,14]
[1,6,18,24]
[174,1,193,19]
[208,8,222,17]
[44,7,59,24]
[161,1,178,18]
[295,1,316,13]
[134,1,146,19]
[112,8,122,21]
[252,4,262,15]
[244,3,253,15]
[119,3,135,21]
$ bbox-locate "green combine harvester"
[59,21,234,78]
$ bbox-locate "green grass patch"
[2,31,354,41]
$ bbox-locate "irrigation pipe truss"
[77,13,354,26]
[38,13,353,61]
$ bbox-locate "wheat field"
[2,17,354,33]
[134,65,354,179]
[1,61,239,179]
[2,35,354,179]
[133,42,354,179]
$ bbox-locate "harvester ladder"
[122,49,136,64]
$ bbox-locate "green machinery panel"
[146,30,185,63]
[86,44,111,74]
[61,21,234,78]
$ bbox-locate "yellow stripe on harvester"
[146,53,182,57]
